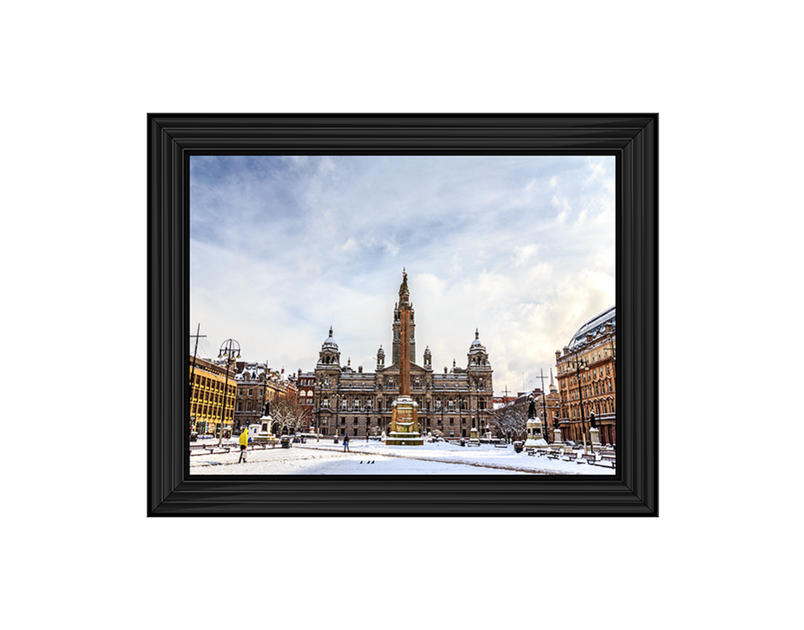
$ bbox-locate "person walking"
[238,426,249,463]
[343,432,350,452]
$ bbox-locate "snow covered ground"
[190,439,615,475]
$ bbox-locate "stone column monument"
[387,269,423,446]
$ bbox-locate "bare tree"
[490,399,528,441]
[271,393,306,434]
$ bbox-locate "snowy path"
[190,440,615,475]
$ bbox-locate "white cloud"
[383,238,400,257]
[553,195,571,224]
[341,237,358,252]
[190,156,615,395]
[512,243,540,267]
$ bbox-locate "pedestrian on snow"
[238,426,249,463]
[343,432,350,452]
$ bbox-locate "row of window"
[320,416,471,427]
[564,366,612,386]
[319,377,488,389]
[191,375,235,393]
[320,397,488,411]
[190,403,234,418]
[564,379,615,400]
[192,391,225,405]
[569,399,615,418]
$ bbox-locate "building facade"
[233,362,298,431]
[312,277,495,439]
[296,370,315,430]
[189,355,236,436]
[555,306,616,445]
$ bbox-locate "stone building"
[296,369,315,430]
[555,306,616,445]
[232,362,295,431]
[189,355,236,437]
[312,275,495,439]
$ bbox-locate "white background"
[3,2,800,629]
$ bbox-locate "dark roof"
[568,306,616,349]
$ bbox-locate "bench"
[495,444,509,449]
[578,453,597,465]
[595,453,616,468]
[548,451,563,460]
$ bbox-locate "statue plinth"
[552,428,563,446]
[386,396,423,446]
[254,415,277,445]
[590,427,602,452]
[524,416,548,449]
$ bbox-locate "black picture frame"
[148,114,658,516]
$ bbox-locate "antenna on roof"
[189,323,207,407]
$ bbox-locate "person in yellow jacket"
[238,426,249,463]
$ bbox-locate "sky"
[190,155,615,396]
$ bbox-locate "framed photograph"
[148,114,657,516]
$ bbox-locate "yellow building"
[189,356,236,437]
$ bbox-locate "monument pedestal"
[386,396,423,446]
[254,415,277,445]
[552,428,563,447]
[524,417,548,449]
[590,427,602,452]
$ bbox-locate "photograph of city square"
[189,155,616,475]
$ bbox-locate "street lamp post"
[217,339,241,447]
[189,323,206,439]
[569,356,590,453]
[261,360,269,432]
